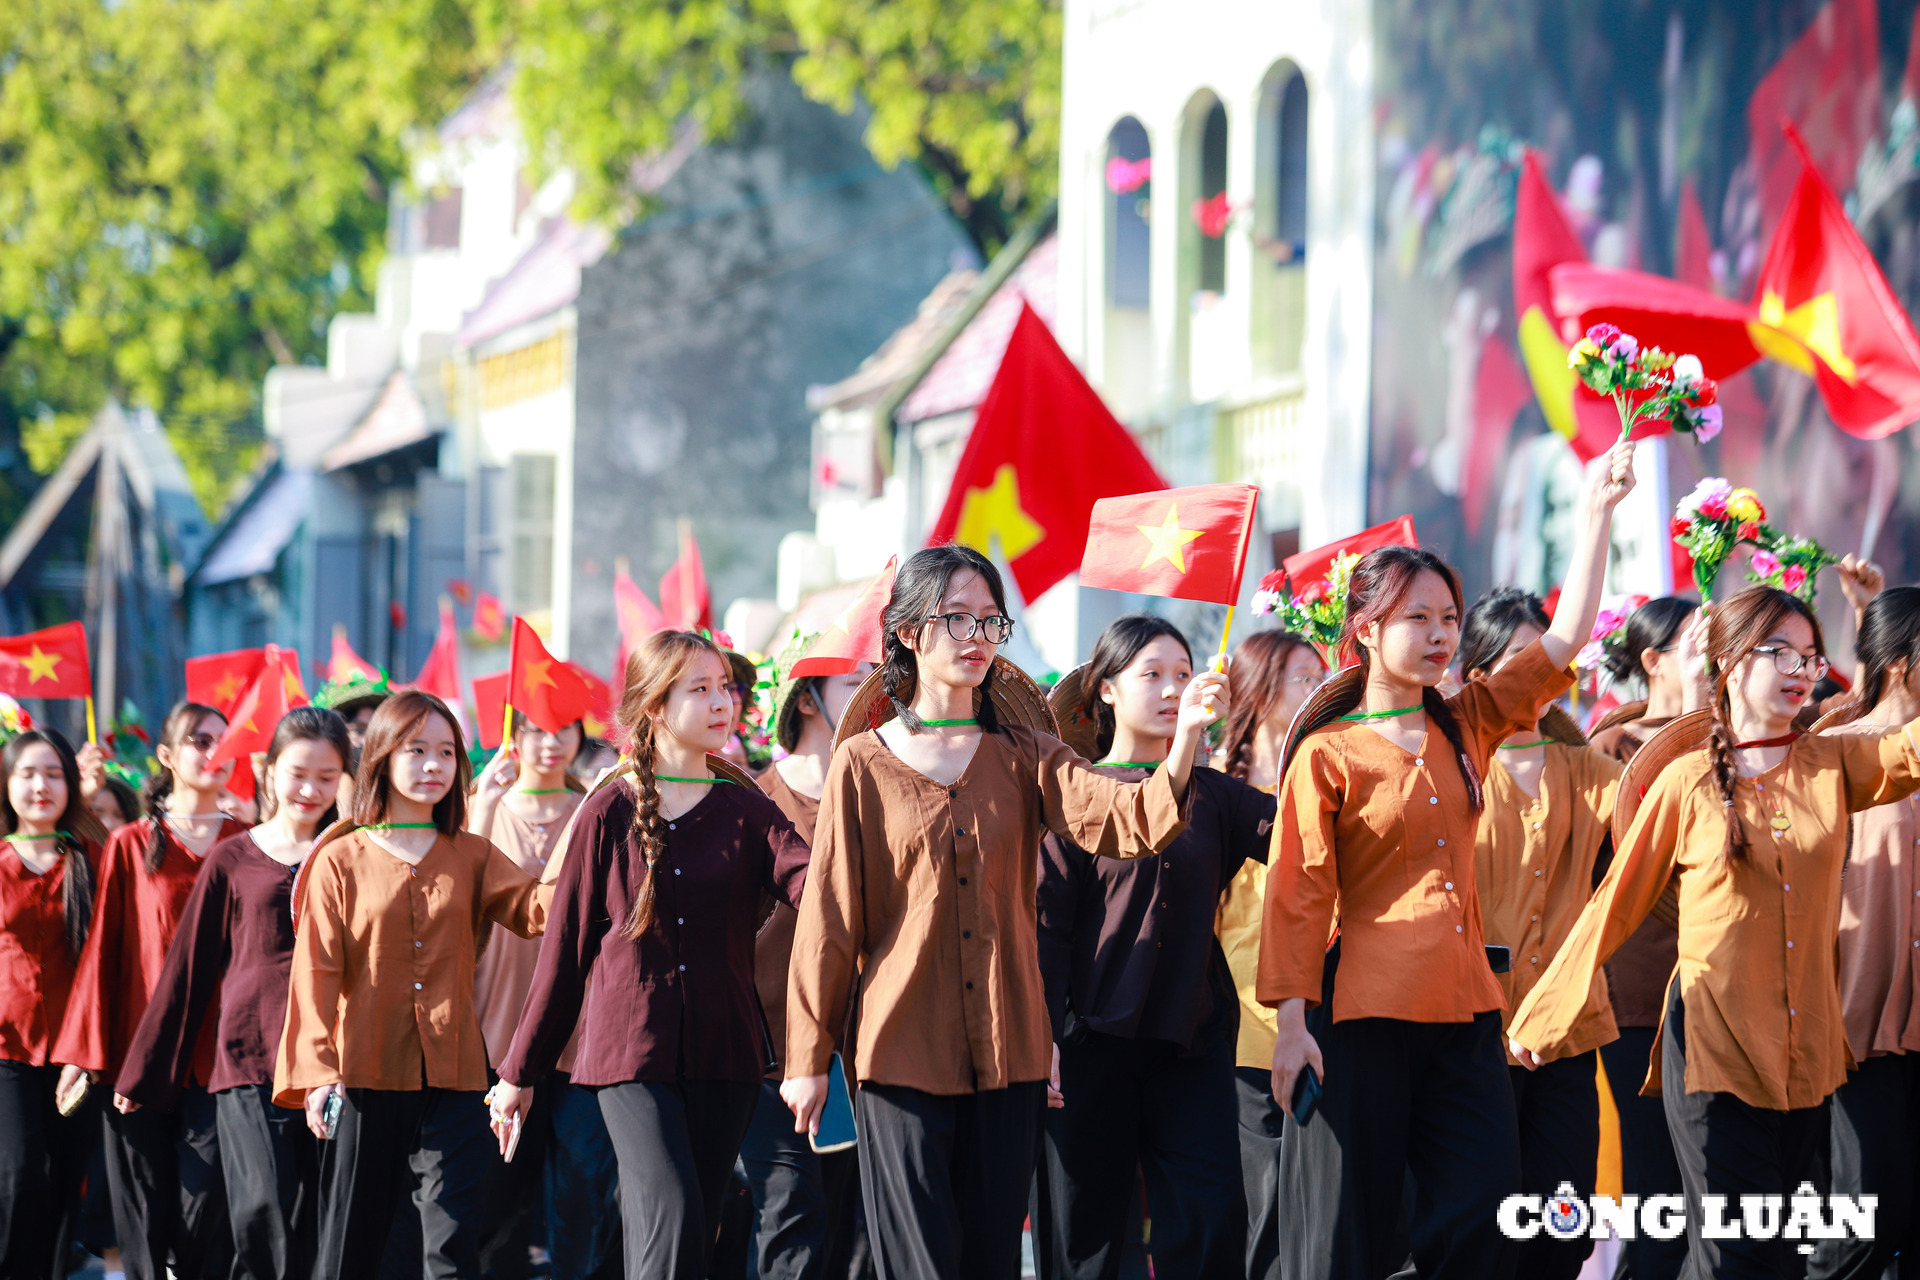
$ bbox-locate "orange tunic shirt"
[1824,719,1920,1060]
[787,724,1190,1095]
[1474,744,1621,1063]
[1509,724,1920,1110]
[1257,641,1574,1023]
[273,829,549,1105]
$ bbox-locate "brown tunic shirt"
[787,725,1191,1095]
[1257,641,1574,1022]
[472,799,580,1070]
[273,829,548,1105]
[755,766,821,1075]
[1510,723,1920,1109]
[1474,744,1621,1063]
[1589,716,1684,1027]
[1827,719,1920,1060]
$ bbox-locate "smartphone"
[54,1072,89,1117]
[502,1113,524,1164]
[1289,1064,1322,1127]
[1485,944,1512,974]
[809,1053,858,1154]
[320,1089,344,1140]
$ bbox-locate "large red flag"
[1462,337,1535,541]
[1746,0,1880,236]
[0,622,91,700]
[926,304,1168,603]
[207,644,292,802]
[473,671,511,750]
[659,523,711,632]
[614,559,670,689]
[187,646,306,717]
[409,599,462,705]
[1282,517,1418,592]
[1079,484,1259,605]
[791,557,896,678]
[508,618,600,735]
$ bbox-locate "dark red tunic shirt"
[53,817,248,1082]
[498,778,810,1089]
[117,832,301,1106]
[0,841,101,1065]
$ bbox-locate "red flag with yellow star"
[926,304,1167,602]
[473,670,511,749]
[791,557,896,678]
[0,621,90,700]
[326,626,381,685]
[1282,516,1419,592]
[207,643,292,802]
[508,617,599,735]
[407,600,463,706]
[1078,484,1259,604]
[187,646,307,718]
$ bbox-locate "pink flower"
[1585,323,1622,349]
[1606,333,1639,362]
[1589,608,1627,641]
[1577,640,1609,670]
[1782,564,1807,593]
[1750,549,1781,579]
[1693,404,1723,442]
[1699,493,1728,520]
[1105,156,1152,194]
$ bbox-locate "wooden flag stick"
[85,696,97,746]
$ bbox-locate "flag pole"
[85,696,97,746]
[502,616,517,756]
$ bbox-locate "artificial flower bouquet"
[1251,552,1361,667]
[1569,324,1722,444]
[1671,477,1835,602]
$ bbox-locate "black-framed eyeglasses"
[1750,646,1830,680]
[926,613,1015,645]
[180,732,219,752]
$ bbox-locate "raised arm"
[1030,729,1190,861]
[1837,719,1920,813]
[1541,441,1637,672]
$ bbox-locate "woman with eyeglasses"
[1209,629,1321,1280]
[782,545,1228,1280]
[54,701,248,1280]
[1510,585,1920,1277]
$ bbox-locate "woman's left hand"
[76,743,107,799]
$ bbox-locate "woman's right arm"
[115,850,234,1107]
[783,759,867,1135]
[1508,768,1687,1065]
[273,852,348,1109]
[1256,744,1341,1108]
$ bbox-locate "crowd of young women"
[6,437,1920,1280]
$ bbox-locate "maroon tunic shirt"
[498,777,810,1088]
[117,832,301,1106]
[0,841,100,1066]
[1038,765,1274,1050]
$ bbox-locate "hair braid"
[58,833,96,954]
[1704,721,1750,864]
[619,725,671,939]
[1422,685,1484,814]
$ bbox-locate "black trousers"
[737,1077,829,1280]
[1505,1051,1598,1280]
[1235,1065,1285,1280]
[314,1086,491,1280]
[1807,1051,1920,1279]
[597,1077,758,1280]
[856,1080,1044,1280]
[1600,1027,1689,1280]
[1036,1032,1244,1280]
[545,1073,622,1280]
[0,1060,94,1280]
[818,1148,875,1280]
[102,1082,233,1280]
[1661,977,1829,1280]
[215,1084,317,1280]
[1276,1006,1520,1280]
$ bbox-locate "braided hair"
[144,701,226,872]
[877,545,1008,736]
[1703,586,1824,863]
[615,630,728,939]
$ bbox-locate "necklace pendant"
[1769,814,1792,832]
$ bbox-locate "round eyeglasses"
[1749,645,1830,681]
[926,613,1015,645]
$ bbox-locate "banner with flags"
[791,556,896,678]
[925,303,1168,604]
[0,622,91,701]
[1078,484,1260,605]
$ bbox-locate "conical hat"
[1278,666,1365,784]
[834,655,1059,752]
[1047,664,1103,760]
[1589,699,1649,737]
[1538,705,1589,747]
[1810,700,1867,733]
[1612,709,1716,931]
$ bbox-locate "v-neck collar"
[1347,720,1431,758]
[869,726,988,790]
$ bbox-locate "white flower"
[1671,353,1704,389]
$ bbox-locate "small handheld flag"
[508,618,600,736]
[791,557,897,678]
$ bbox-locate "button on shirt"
[498,779,809,1089]
[1039,766,1274,1050]
[274,829,549,1105]
[1474,744,1621,1064]
[1510,723,1920,1110]
[788,725,1191,1095]
[1257,641,1573,1023]
[0,841,100,1066]
[1827,719,1920,1060]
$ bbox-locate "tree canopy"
[0,0,1060,515]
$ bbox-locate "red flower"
[1737,522,1761,542]
[1698,494,1728,520]
[1670,516,1692,539]
[1688,377,1717,408]
[1300,580,1328,606]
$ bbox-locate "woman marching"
[489,630,811,1280]
[1212,629,1324,1280]
[1459,588,1625,1280]
[781,544,1228,1280]
[1259,441,1634,1279]
[1509,584,1920,1277]
[55,702,247,1280]
[273,691,551,1280]
[1584,595,1705,1280]
[1034,615,1275,1279]
[467,710,620,1280]
[1807,581,1920,1280]
[0,729,106,1279]
[117,706,352,1280]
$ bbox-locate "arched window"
[1102,117,1154,420]
[1179,92,1230,402]
[1254,64,1309,378]
[1197,101,1229,294]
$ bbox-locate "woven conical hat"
[1047,664,1103,760]
[1611,709,1717,930]
[1278,665,1366,784]
[1538,705,1589,747]
[834,655,1059,751]
[1590,699,1650,737]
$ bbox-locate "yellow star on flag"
[211,671,245,705]
[954,464,1046,561]
[1749,289,1858,381]
[522,658,558,692]
[20,645,60,684]
[1136,505,1204,574]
